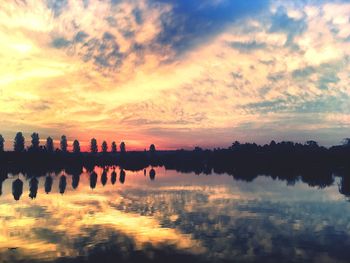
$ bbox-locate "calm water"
[1,167,350,263]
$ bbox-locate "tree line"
[0,132,156,154]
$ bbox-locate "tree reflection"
[0,176,6,196]
[149,168,156,181]
[111,170,117,185]
[45,175,53,194]
[101,170,107,186]
[72,174,80,190]
[59,175,67,194]
[339,175,350,198]
[119,169,125,184]
[12,178,23,201]
[29,177,39,199]
[2,163,350,201]
[90,171,98,189]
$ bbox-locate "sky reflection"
[1,167,350,262]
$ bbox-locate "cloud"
[51,37,71,48]
[228,40,267,52]
[47,0,68,16]
[0,0,349,149]
[269,6,307,46]
[154,0,270,54]
[1,171,349,262]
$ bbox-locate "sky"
[0,0,349,150]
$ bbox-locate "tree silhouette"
[73,139,80,154]
[31,132,40,150]
[0,134,4,152]
[120,141,126,153]
[14,132,25,152]
[149,144,156,153]
[46,137,54,152]
[111,141,117,153]
[102,141,108,153]
[60,135,68,152]
[90,138,98,153]
[306,140,318,147]
[342,138,350,146]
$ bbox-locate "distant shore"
[0,140,350,175]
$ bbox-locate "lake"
[1,166,350,263]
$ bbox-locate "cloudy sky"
[0,0,349,150]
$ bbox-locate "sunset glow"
[0,0,349,150]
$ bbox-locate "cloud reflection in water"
[0,167,350,262]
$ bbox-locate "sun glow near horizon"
[0,0,349,149]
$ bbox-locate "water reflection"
[149,168,156,180]
[45,175,53,194]
[59,175,67,194]
[29,177,38,199]
[1,166,350,263]
[119,169,125,184]
[72,174,80,190]
[0,176,5,196]
[12,178,23,201]
[101,170,107,186]
[90,171,97,189]
[111,170,116,185]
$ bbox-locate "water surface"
[1,167,350,263]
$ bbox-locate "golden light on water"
[0,165,347,262]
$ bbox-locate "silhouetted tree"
[14,132,25,152]
[45,175,53,194]
[59,175,67,194]
[29,177,38,199]
[149,144,156,153]
[194,146,203,152]
[342,138,350,146]
[0,135,4,152]
[31,132,40,150]
[60,135,68,152]
[12,178,23,201]
[90,138,98,153]
[230,141,241,150]
[102,141,108,153]
[73,140,80,154]
[111,141,117,153]
[306,140,318,147]
[46,137,54,153]
[120,142,126,153]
